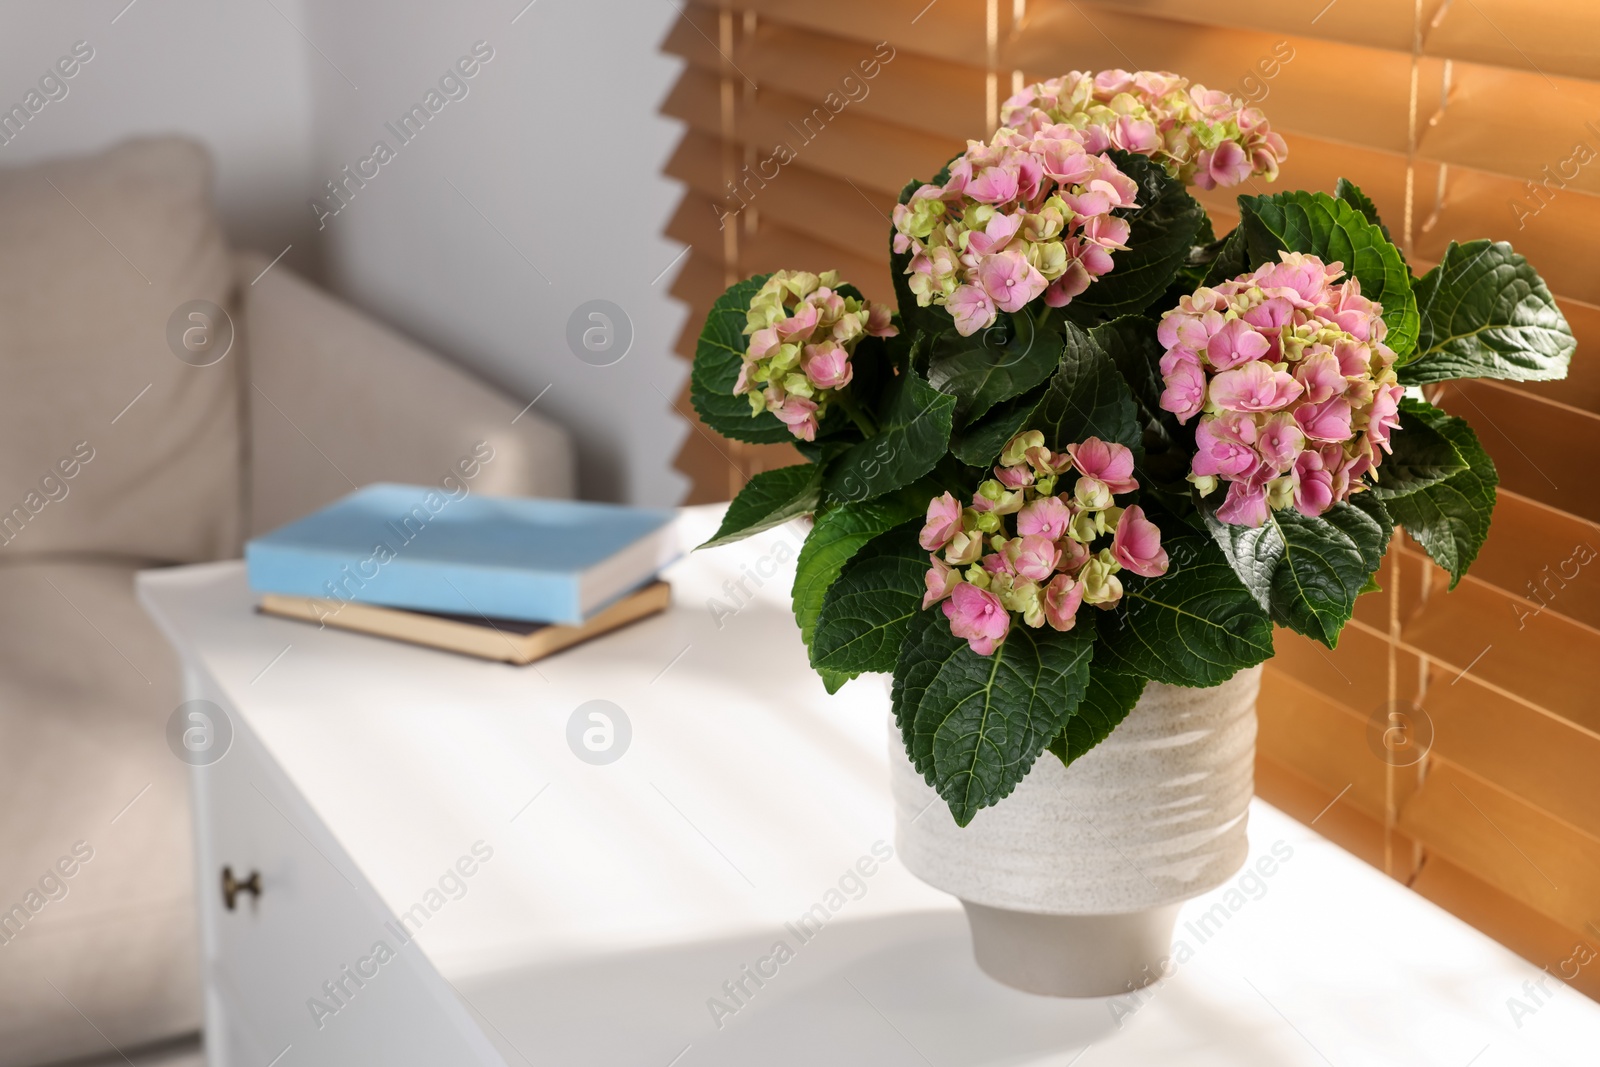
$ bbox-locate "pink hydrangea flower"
[977,250,1048,314]
[1043,573,1084,631]
[1216,479,1271,527]
[733,269,896,440]
[891,120,1140,335]
[1112,506,1170,578]
[943,583,1011,655]
[920,492,962,551]
[802,342,853,391]
[1066,437,1139,494]
[1000,70,1288,190]
[1157,252,1401,525]
[1209,361,1304,413]
[947,285,997,336]
[917,430,1172,653]
[1207,319,1272,371]
[1017,496,1072,541]
[923,555,961,609]
[772,396,819,442]
[1007,535,1061,582]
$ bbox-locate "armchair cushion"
[237,253,575,535]
[0,137,243,564]
[0,558,199,1067]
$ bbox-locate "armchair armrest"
[236,252,574,535]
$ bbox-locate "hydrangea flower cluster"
[917,432,1170,655]
[737,270,897,441]
[891,126,1140,337]
[1000,69,1289,191]
[1156,252,1404,528]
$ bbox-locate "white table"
[138,507,1600,1067]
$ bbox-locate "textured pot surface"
[891,665,1261,915]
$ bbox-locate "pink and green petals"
[731,269,896,440]
[1158,252,1402,527]
[919,431,1168,656]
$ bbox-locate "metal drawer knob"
[222,866,261,910]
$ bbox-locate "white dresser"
[138,508,1600,1066]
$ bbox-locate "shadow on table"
[455,910,1125,1065]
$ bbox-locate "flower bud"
[945,530,984,566]
[1074,475,1113,511]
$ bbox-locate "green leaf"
[947,382,1050,467]
[941,321,1142,468]
[1065,150,1208,323]
[1239,189,1419,359]
[1046,670,1147,769]
[1333,178,1398,248]
[1094,531,1274,686]
[811,520,927,675]
[1400,239,1576,384]
[822,363,955,503]
[925,307,1063,424]
[1383,405,1498,588]
[1200,226,1250,288]
[1367,398,1467,500]
[893,609,1095,826]
[1090,316,1194,497]
[1335,494,1393,574]
[699,464,822,550]
[689,274,795,444]
[1032,321,1144,453]
[1204,504,1385,648]
[792,488,932,673]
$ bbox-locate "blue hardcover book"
[245,484,680,625]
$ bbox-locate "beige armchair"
[0,138,572,1067]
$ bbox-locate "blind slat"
[1400,760,1600,934]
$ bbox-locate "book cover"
[246,484,679,624]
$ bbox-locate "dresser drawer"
[185,670,505,1067]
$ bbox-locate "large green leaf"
[947,382,1050,467]
[1333,178,1398,249]
[1400,239,1576,385]
[893,609,1095,826]
[1367,398,1467,500]
[1239,189,1419,359]
[1205,504,1386,648]
[792,489,932,676]
[1032,321,1144,453]
[688,274,795,444]
[942,321,1141,467]
[1383,405,1498,588]
[1094,531,1274,685]
[822,363,955,503]
[810,520,926,675]
[1046,669,1147,770]
[1334,494,1393,574]
[699,464,822,550]
[1091,316,1193,498]
[1200,226,1250,288]
[925,306,1063,425]
[1064,150,1208,324]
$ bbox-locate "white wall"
[301,0,692,505]
[0,0,316,256]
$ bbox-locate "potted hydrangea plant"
[690,69,1574,996]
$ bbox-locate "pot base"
[960,900,1182,998]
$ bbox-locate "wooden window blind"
[660,0,1600,998]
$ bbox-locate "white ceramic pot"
[890,665,1261,997]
